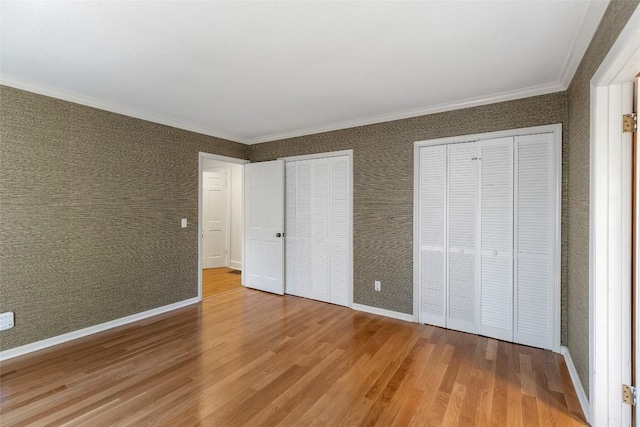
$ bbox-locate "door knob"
[276,233,282,238]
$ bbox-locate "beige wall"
[565,0,640,397]
[250,92,568,323]
[0,86,248,350]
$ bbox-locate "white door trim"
[279,150,354,308]
[198,152,249,301]
[414,124,561,148]
[279,149,354,162]
[589,6,640,426]
[413,123,562,354]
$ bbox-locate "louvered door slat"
[447,142,478,334]
[294,161,312,299]
[514,133,555,350]
[419,145,446,326]
[329,156,350,307]
[479,138,513,342]
[311,160,330,302]
[285,162,297,296]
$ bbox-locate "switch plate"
[374,281,381,292]
[0,312,15,331]
[181,218,188,228]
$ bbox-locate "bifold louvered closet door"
[418,131,557,351]
[285,155,350,307]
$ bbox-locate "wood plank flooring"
[0,288,586,426]
[202,267,242,299]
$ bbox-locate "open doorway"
[198,153,248,300]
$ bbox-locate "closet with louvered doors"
[284,152,352,307]
[416,126,560,351]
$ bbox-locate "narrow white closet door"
[479,138,514,342]
[311,160,331,303]
[329,156,350,307]
[285,162,297,296]
[294,161,312,299]
[514,132,555,350]
[447,142,478,334]
[419,145,447,327]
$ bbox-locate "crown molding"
[2,75,565,147]
[558,0,610,89]
[0,75,250,144]
[245,81,565,144]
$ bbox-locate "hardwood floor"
[202,267,242,299]
[0,288,586,426]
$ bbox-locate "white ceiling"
[0,1,609,144]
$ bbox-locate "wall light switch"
[181,218,188,228]
[374,281,381,292]
[0,312,15,331]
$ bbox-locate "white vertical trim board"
[589,6,640,425]
[0,297,200,362]
[414,124,562,353]
[224,168,231,268]
[198,152,249,299]
[413,142,421,322]
[562,346,591,424]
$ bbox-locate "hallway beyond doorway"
[202,268,242,299]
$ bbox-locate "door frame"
[278,149,354,308]
[198,152,249,301]
[412,123,563,353]
[589,6,640,425]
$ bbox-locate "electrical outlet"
[0,312,15,331]
[374,281,381,292]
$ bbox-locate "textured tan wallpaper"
[565,0,640,397]
[250,92,568,326]
[6,0,635,362]
[0,86,248,350]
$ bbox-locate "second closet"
[417,127,560,351]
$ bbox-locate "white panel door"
[202,169,228,269]
[244,160,285,295]
[419,145,447,327]
[514,133,555,350]
[447,142,479,334]
[479,138,514,342]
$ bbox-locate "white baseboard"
[228,261,242,270]
[561,346,591,424]
[0,297,200,362]
[351,303,414,322]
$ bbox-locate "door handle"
[276,233,283,238]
